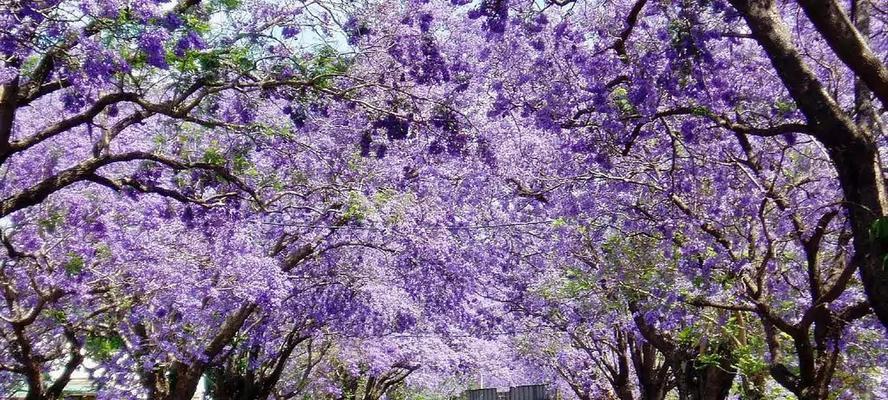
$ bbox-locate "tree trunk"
[611,330,636,400]
[0,76,18,157]
[728,0,888,329]
[738,374,767,400]
[629,301,735,400]
[670,349,736,400]
[629,339,670,400]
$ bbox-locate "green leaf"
[870,217,888,243]
[219,0,241,9]
[85,334,124,361]
[773,100,796,115]
[343,191,370,222]
[64,254,85,275]
[202,147,226,166]
[233,155,250,174]
[197,51,222,72]
[551,217,568,228]
[691,105,713,117]
[677,326,697,345]
[695,353,722,369]
[47,309,67,323]
[38,211,64,234]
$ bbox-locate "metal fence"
[465,384,552,400]
[509,385,548,400]
[466,388,498,400]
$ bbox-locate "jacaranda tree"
[1,0,887,399]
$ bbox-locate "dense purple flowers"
[468,0,509,37]
[0,1,886,399]
[344,17,372,46]
[139,30,169,69]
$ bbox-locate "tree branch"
[797,0,888,108]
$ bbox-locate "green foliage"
[690,105,713,117]
[695,352,723,369]
[173,50,206,73]
[734,346,768,377]
[210,0,242,10]
[299,46,352,89]
[95,243,113,259]
[343,191,370,222]
[64,253,85,276]
[38,211,65,234]
[46,309,67,323]
[202,147,226,166]
[667,18,692,48]
[560,267,595,297]
[773,100,796,116]
[373,188,397,206]
[185,15,211,34]
[85,333,125,361]
[610,86,637,116]
[677,326,698,346]
[230,46,255,71]
[869,217,888,243]
[387,387,455,400]
[196,50,224,74]
[232,152,252,174]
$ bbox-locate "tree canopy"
[0,0,887,399]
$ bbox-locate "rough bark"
[629,301,736,400]
[0,77,18,151]
[728,0,888,330]
[208,331,308,400]
[162,305,255,400]
[796,0,888,107]
[611,330,636,400]
[628,338,670,400]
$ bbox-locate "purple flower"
[680,120,698,143]
[139,31,169,69]
[173,31,205,57]
[419,13,434,33]
[61,91,87,112]
[282,26,300,38]
[161,13,183,30]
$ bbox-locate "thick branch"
[627,300,676,354]
[0,151,253,217]
[797,0,888,107]
[5,92,139,160]
[613,0,649,61]
[0,77,19,149]
[44,328,85,399]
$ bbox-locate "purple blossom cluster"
[0,1,887,400]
